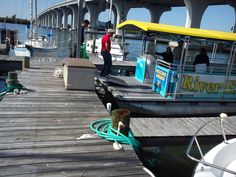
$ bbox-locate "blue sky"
[0,0,235,32]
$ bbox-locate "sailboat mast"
[29,0,33,39]
[34,0,38,37]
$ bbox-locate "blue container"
[135,57,146,83]
[135,55,156,84]
[152,65,178,98]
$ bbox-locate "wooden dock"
[0,57,147,176]
[130,116,236,138]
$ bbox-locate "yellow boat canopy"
[117,20,236,42]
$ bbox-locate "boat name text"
[181,75,236,94]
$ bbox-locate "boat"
[14,0,57,57]
[95,20,236,116]
[86,0,127,61]
[186,113,236,177]
[86,36,127,61]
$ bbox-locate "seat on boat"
[195,63,207,73]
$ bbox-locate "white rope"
[53,67,63,78]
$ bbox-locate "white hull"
[14,46,31,57]
[193,138,236,177]
[14,45,58,57]
[187,114,236,177]
[30,46,58,57]
[86,38,126,61]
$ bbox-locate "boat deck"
[97,75,236,102]
[89,53,136,73]
[97,75,166,101]
[0,56,147,176]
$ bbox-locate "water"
[138,135,230,177]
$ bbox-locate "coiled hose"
[90,118,141,151]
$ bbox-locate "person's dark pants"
[100,51,112,76]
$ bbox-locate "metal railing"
[186,113,236,176]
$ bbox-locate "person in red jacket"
[100,29,114,77]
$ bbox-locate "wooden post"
[22,57,30,69]
[112,109,130,136]
[6,71,18,89]
[76,0,84,58]
[92,33,96,54]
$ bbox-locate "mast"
[29,0,33,39]
[35,0,38,29]
[34,0,38,37]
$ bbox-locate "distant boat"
[14,0,58,57]
[86,37,127,61]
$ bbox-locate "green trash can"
[81,43,89,59]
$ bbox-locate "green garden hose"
[90,118,141,151]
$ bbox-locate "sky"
[0,0,235,32]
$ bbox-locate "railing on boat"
[157,58,236,75]
[186,113,236,176]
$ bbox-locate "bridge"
[37,0,236,32]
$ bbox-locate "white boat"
[13,44,31,57]
[86,38,127,61]
[14,0,58,57]
[186,113,236,177]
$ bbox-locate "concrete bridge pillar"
[50,11,57,28]
[43,15,47,27]
[40,14,46,27]
[45,15,49,27]
[233,7,236,32]
[47,13,51,28]
[146,5,172,23]
[113,6,118,27]
[68,5,78,30]
[227,1,236,32]
[113,0,134,23]
[54,9,63,28]
[38,16,42,26]
[184,0,209,28]
[86,3,100,28]
[60,7,71,28]
[40,16,44,27]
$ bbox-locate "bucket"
[111,109,130,136]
